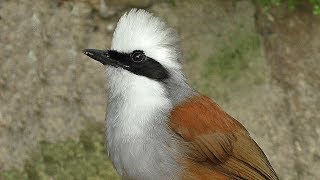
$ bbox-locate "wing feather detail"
[170,96,278,180]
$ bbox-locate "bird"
[83,9,279,180]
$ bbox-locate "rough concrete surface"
[0,0,319,179]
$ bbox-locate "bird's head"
[84,9,190,100]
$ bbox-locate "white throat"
[106,67,171,132]
[105,67,180,179]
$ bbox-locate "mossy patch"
[0,122,120,180]
[189,30,268,103]
[165,0,177,6]
[203,31,262,82]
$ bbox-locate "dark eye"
[131,50,146,62]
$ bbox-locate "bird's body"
[105,67,187,179]
[83,9,278,180]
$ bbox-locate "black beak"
[83,49,125,68]
[82,49,113,65]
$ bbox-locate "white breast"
[105,67,181,179]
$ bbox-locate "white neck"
[106,67,171,128]
[105,67,180,179]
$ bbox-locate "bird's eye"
[131,51,145,63]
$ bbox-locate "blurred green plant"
[0,122,120,180]
[253,0,320,15]
[165,0,176,6]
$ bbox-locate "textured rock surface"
[0,0,110,170]
[0,0,319,179]
[255,3,320,179]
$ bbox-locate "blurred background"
[0,0,320,179]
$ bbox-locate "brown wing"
[170,96,278,180]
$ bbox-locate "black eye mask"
[83,49,169,81]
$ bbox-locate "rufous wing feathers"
[170,95,279,180]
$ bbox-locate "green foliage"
[0,122,120,180]
[253,0,320,15]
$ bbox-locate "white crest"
[111,9,181,69]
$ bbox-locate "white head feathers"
[111,9,181,69]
